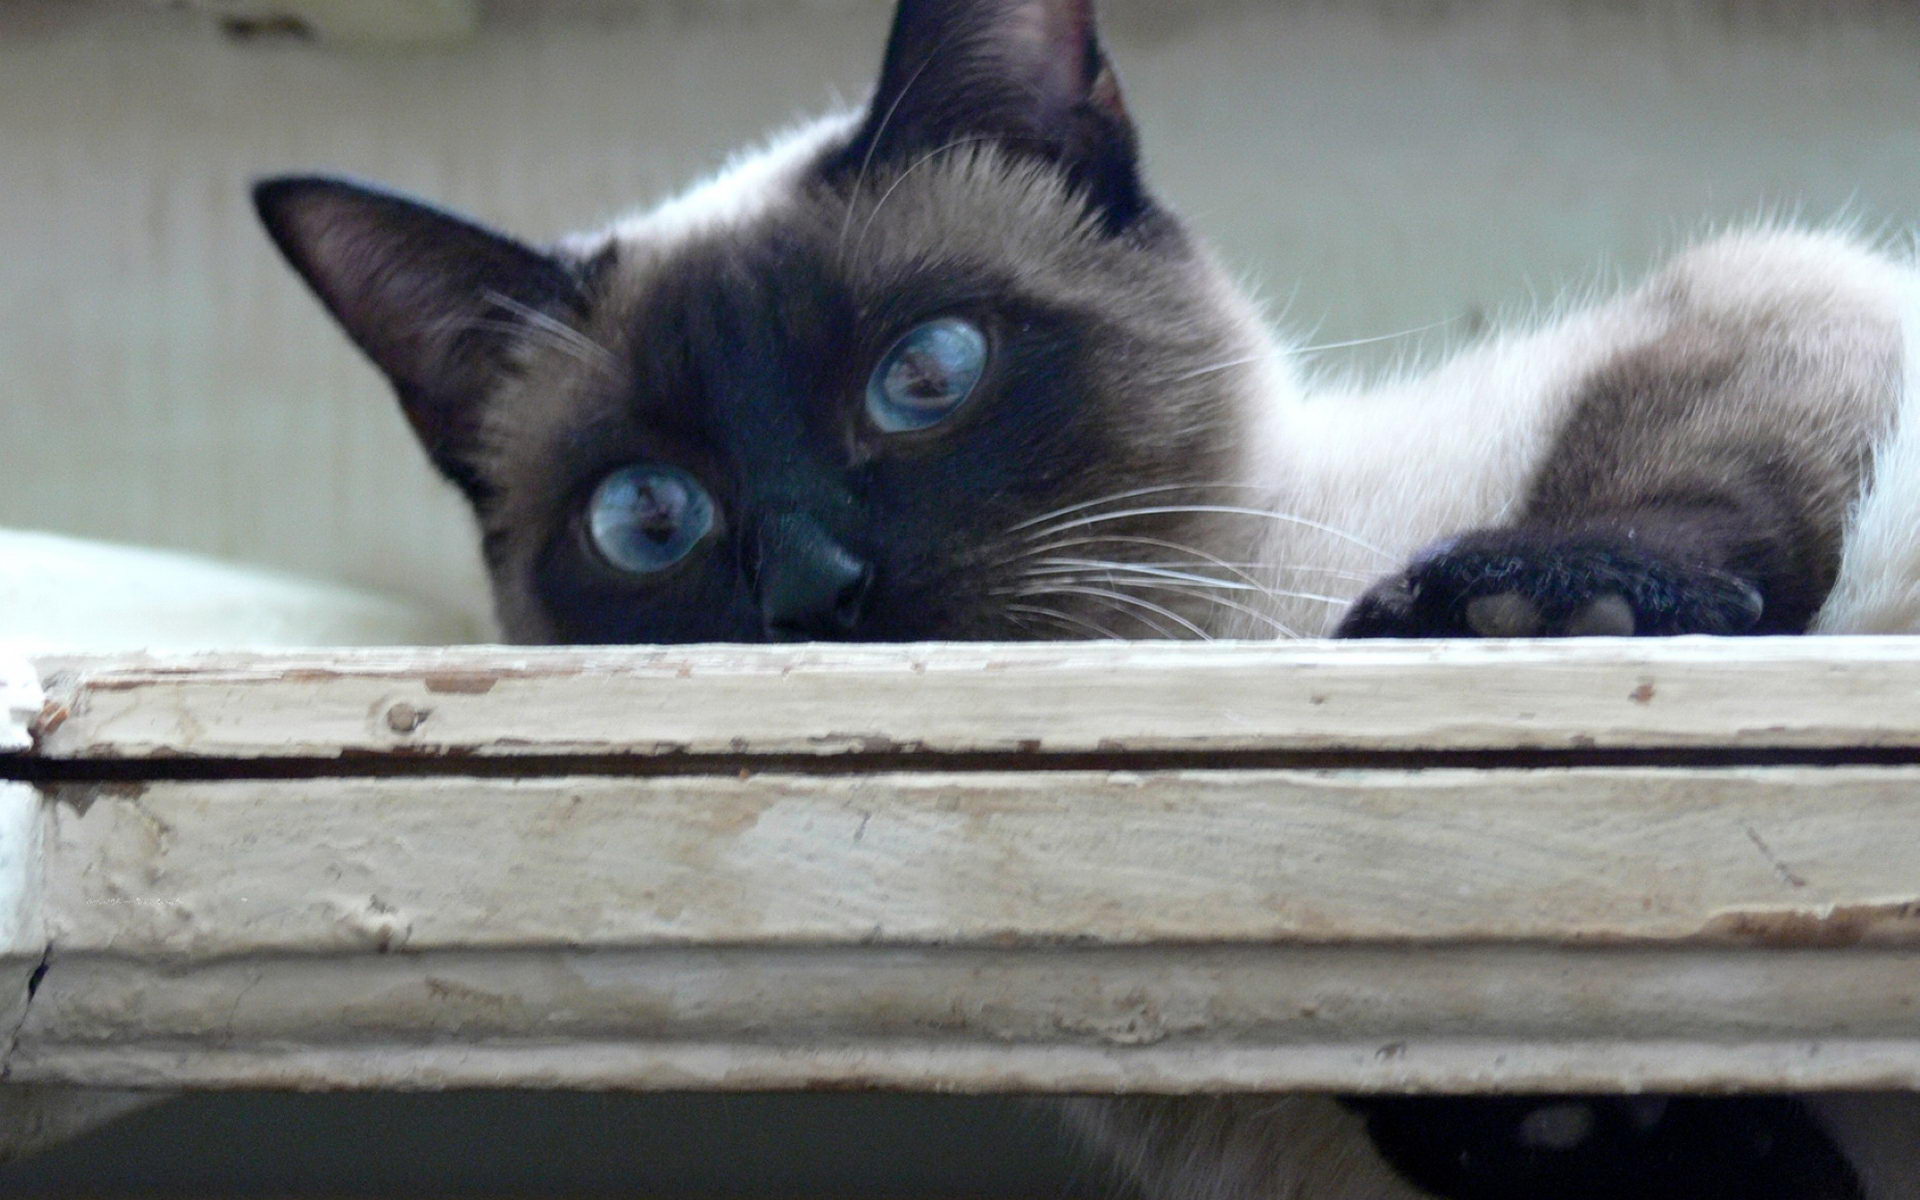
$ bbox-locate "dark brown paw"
[1352,1095,1862,1200]
[1336,528,1765,639]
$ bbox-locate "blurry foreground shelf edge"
[0,529,481,655]
[0,637,1918,1165]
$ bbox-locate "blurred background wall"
[5,0,1919,632]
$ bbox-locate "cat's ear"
[252,175,580,503]
[850,0,1146,231]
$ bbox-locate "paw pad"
[1562,593,1637,637]
[1336,529,1765,639]
[1463,592,1543,638]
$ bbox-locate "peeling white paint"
[29,638,1920,761]
[8,644,1920,1096]
[0,660,40,755]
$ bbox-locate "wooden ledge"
[21,638,1920,765]
[2,641,1918,1094]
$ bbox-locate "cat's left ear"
[253,175,581,505]
[848,0,1146,232]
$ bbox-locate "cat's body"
[254,0,1920,1195]
[1240,224,1920,643]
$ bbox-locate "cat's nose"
[755,515,874,640]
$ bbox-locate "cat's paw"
[1335,528,1765,639]
[1352,1095,1862,1200]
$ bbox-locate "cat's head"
[256,0,1277,643]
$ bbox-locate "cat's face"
[257,0,1272,643]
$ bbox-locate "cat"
[251,0,1920,1196]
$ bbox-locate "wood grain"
[0,785,47,1107]
[35,769,1920,952]
[15,947,1920,1094]
[3,765,1917,1092]
[28,638,1920,762]
[9,644,1920,1094]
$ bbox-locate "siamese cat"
[253,0,1920,1196]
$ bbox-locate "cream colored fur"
[1060,1096,1435,1200]
[1244,228,1920,639]
[1811,243,1920,635]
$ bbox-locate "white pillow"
[0,529,480,652]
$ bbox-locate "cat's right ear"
[849,0,1147,232]
[253,175,580,504]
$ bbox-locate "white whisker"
[1104,560,1374,583]
[481,290,618,373]
[1160,354,1267,385]
[1028,585,1212,641]
[997,533,1276,598]
[850,134,1007,263]
[1004,533,1376,587]
[455,318,604,374]
[1008,482,1274,534]
[1291,316,1459,356]
[1001,575,1318,638]
[1113,580,1306,638]
[1010,568,1348,610]
[1004,612,1050,640]
[1003,603,1126,641]
[1023,505,1392,561]
[834,22,974,265]
[1023,559,1267,591]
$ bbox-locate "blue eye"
[586,464,716,575]
[866,317,989,433]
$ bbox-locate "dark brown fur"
[1520,320,1898,632]
[1341,254,1903,642]
[472,149,1265,643]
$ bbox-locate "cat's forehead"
[570,114,1117,325]
[562,112,862,259]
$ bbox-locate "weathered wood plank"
[0,658,39,756]
[15,645,1920,1095]
[0,785,49,1123]
[29,638,1920,762]
[0,783,45,1021]
[36,769,1920,952]
[14,946,1920,1093]
[18,768,1920,1092]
